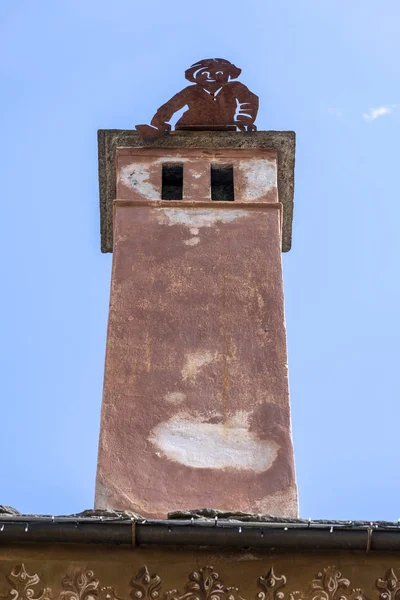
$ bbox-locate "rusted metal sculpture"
[136,58,259,140]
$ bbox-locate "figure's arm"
[151,88,191,131]
[233,83,259,131]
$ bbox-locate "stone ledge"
[98,130,295,253]
[2,507,399,530]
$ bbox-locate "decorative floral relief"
[131,567,162,600]
[308,567,367,600]
[376,570,400,600]
[60,571,98,600]
[1,563,400,600]
[162,566,245,600]
[257,568,287,600]
[99,587,122,600]
[0,564,51,600]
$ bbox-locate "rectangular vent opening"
[162,163,183,200]
[211,164,234,201]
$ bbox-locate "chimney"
[95,129,297,518]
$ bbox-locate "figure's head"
[185,58,241,88]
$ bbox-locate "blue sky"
[1,0,399,520]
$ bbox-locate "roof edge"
[1,515,400,551]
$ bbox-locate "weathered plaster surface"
[155,208,249,228]
[95,202,297,518]
[116,148,278,205]
[149,410,279,472]
[98,130,295,252]
[183,237,200,246]
[164,391,187,404]
[119,163,160,199]
[181,350,218,381]
[235,159,277,200]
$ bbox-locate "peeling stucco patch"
[164,392,187,404]
[119,163,159,199]
[184,237,200,246]
[237,159,277,200]
[181,350,217,381]
[155,208,249,229]
[149,411,279,472]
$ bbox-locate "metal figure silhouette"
[136,58,259,140]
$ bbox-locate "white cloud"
[363,105,397,121]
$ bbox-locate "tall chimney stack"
[95,129,297,518]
